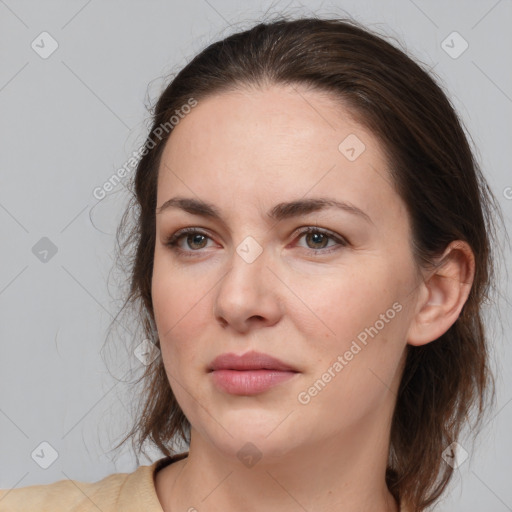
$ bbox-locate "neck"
[158,418,400,512]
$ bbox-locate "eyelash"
[164,226,349,258]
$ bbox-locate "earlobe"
[407,241,475,347]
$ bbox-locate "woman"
[0,15,502,512]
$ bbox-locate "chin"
[203,419,306,462]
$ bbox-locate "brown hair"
[108,14,505,512]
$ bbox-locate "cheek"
[294,262,409,393]
[151,258,209,365]
[152,249,213,328]
[288,263,397,351]
[297,321,407,432]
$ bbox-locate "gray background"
[1,1,511,510]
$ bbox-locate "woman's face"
[152,84,422,460]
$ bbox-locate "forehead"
[156,84,403,225]
[160,84,372,168]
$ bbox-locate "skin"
[151,83,475,512]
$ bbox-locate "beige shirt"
[0,452,188,511]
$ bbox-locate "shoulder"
[0,459,166,512]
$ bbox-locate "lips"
[208,350,300,395]
[208,350,298,372]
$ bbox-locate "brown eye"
[303,231,330,249]
[182,233,208,250]
[165,228,214,256]
[295,227,348,254]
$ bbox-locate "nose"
[213,241,284,333]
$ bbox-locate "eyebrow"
[156,196,373,225]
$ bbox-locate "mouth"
[208,350,299,372]
[208,350,300,395]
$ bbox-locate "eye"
[293,227,348,255]
[164,226,349,258]
[164,228,214,256]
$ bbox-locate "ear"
[407,240,475,346]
